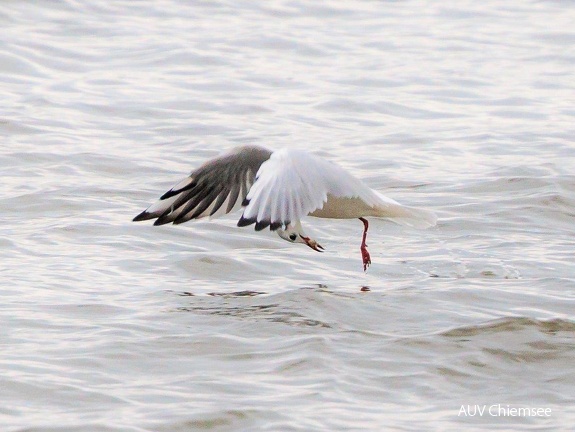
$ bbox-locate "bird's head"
[276,223,324,252]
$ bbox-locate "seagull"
[133,145,436,271]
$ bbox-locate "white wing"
[237,148,383,230]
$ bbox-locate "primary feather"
[133,145,272,225]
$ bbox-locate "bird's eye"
[289,233,297,241]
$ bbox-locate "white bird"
[133,145,436,271]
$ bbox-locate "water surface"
[2,1,574,430]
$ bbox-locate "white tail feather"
[385,205,437,229]
[373,191,436,229]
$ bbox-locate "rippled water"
[2,0,575,430]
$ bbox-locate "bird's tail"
[385,205,437,229]
[373,192,437,229]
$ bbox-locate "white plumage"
[133,145,436,270]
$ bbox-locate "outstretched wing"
[237,148,381,231]
[133,145,273,225]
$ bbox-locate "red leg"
[359,217,371,271]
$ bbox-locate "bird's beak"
[300,235,324,252]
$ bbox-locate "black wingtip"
[241,197,250,207]
[269,221,282,231]
[153,216,173,226]
[255,220,270,231]
[160,180,197,200]
[237,216,256,227]
[133,211,153,222]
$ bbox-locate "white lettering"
[517,407,531,416]
[459,405,486,416]
[485,404,552,417]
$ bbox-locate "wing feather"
[209,185,231,217]
[227,180,241,214]
[237,148,379,230]
[133,145,273,225]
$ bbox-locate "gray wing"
[133,145,273,225]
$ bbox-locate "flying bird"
[133,145,436,271]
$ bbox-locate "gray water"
[2,1,575,431]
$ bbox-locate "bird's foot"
[361,246,371,271]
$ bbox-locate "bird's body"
[133,145,436,270]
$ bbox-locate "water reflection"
[177,301,333,329]
[170,284,382,328]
